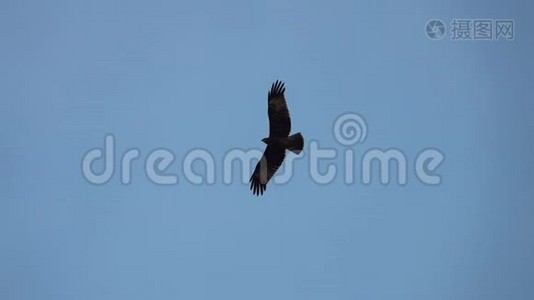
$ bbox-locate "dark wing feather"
[249,145,286,196]
[268,80,291,137]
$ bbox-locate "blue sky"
[1,0,533,299]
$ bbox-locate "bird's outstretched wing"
[268,80,291,137]
[249,145,286,196]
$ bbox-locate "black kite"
[249,80,304,196]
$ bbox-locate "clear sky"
[1,0,533,299]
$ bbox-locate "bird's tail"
[283,132,304,154]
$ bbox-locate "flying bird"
[249,80,304,196]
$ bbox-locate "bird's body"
[249,80,304,196]
[262,133,304,154]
